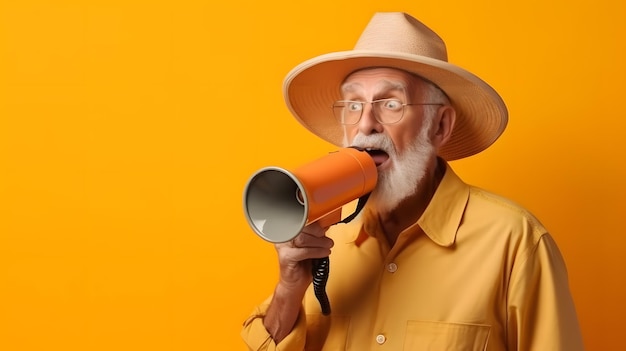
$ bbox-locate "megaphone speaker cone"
[243,167,308,243]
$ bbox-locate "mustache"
[349,133,396,155]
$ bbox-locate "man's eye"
[348,102,363,111]
[383,99,402,110]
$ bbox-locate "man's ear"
[432,105,456,148]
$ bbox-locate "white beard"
[346,120,435,214]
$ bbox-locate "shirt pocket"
[404,320,491,351]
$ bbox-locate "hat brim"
[283,50,508,160]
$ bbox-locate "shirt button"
[376,334,386,344]
[387,263,398,273]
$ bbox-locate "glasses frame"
[332,99,443,125]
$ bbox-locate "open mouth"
[363,148,389,167]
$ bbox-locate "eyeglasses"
[332,99,443,125]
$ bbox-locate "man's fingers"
[291,233,334,250]
[301,221,328,237]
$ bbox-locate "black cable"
[311,257,331,315]
[310,193,370,315]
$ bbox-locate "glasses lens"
[333,101,362,125]
[333,100,406,125]
[374,99,404,124]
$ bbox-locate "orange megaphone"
[243,147,377,243]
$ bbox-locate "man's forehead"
[340,77,409,93]
[340,67,420,92]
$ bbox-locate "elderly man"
[242,12,584,350]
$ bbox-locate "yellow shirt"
[242,163,584,350]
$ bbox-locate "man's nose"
[357,103,384,135]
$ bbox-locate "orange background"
[0,1,624,350]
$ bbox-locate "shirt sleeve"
[241,297,307,351]
[507,233,585,350]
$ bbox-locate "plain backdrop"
[1,0,624,350]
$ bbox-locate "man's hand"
[275,222,334,293]
[263,221,334,343]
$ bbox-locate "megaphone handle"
[310,193,371,316]
[312,256,331,315]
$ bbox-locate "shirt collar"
[417,161,469,247]
[352,161,469,247]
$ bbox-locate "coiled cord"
[310,192,370,316]
[312,257,331,315]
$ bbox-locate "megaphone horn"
[243,147,378,243]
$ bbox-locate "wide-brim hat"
[283,12,508,160]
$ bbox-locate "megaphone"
[242,147,377,315]
[243,147,378,243]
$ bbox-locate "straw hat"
[283,12,508,160]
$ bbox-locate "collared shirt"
[242,162,584,350]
